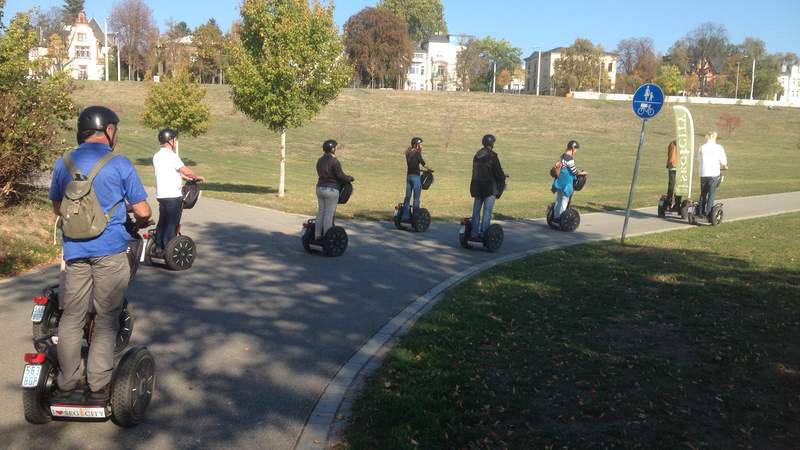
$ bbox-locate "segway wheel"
[144,239,157,266]
[165,235,195,271]
[710,204,724,226]
[680,201,690,220]
[657,201,666,218]
[393,205,404,230]
[23,360,55,424]
[458,220,471,249]
[322,226,348,257]
[484,224,504,252]
[412,208,431,233]
[111,347,156,428]
[116,303,133,354]
[32,301,61,353]
[546,203,559,230]
[559,208,581,232]
[301,223,315,253]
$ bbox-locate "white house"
[29,12,109,81]
[778,63,800,104]
[525,47,617,95]
[405,34,471,91]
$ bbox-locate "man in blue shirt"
[48,106,151,401]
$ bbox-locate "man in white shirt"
[152,128,204,255]
[697,131,728,217]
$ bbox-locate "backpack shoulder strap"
[85,152,117,183]
[62,153,83,180]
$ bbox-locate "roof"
[526,46,617,60]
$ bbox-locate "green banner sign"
[673,106,695,198]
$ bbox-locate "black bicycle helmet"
[482,134,496,148]
[411,137,423,147]
[77,106,120,146]
[323,139,338,153]
[567,140,580,150]
[158,128,178,145]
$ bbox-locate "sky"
[5,0,799,57]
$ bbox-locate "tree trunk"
[278,128,286,198]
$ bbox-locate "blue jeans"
[401,175,421,219]
[156,197,183,249]
[471,196,496,238]
[699,176,719,216]
[553,191,571,219]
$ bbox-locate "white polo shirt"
[698,142,728,178]
[153,147,185,199]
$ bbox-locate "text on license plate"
[22,365,42,388]
[31,304,46,323]
[50,405,108,418]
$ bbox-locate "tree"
[653,64,683,95]
[62,0,84,23]
[673,23,729,96]
[496,68,511,90]
[344,7,412,89]
[615,37,658,93]
[227,0,352,198]
[716,112,743,136]
[0,8,75,203]
[193,19,225,83]
[30,6,64,45]
[140,69,210,154]
[455,37,521,92]
[161,20,194,77]
[377,0,446,43]
[553,38,611,94]
[455,38,484,91]
[110,0,157,81]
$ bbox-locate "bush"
[140,70,210,139]
[716,112,743,137]
[0,9,76,205]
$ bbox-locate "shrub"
[716,112,744,137]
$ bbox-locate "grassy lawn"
[0,191,60,278]
[344,213,800,449]
[72,81,800,220]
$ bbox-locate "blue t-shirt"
[49,143,148,261]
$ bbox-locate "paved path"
[1,191,798,449]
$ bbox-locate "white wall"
[571,91,800,107]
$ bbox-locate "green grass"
[0,191,60,278]
[72,81,800,220]
[344,213,800,449]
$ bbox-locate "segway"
[144,180,200,271]
[546,174,586,232]
[457,176,507,252]
[22,215,156,427]
[301,182,352,257]
[393,169,434,233]
[686,174,725,226]
[657,196,691,220]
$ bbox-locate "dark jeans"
[401,175,422,219]
[699,176,720,216]
[666,170,682,208]
[156,197,183,249]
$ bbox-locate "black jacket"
[317,153,353,189]
[406,150,426,176]
[470,147,506,198]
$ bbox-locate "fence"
[571,91,800,108]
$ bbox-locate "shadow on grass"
[346,234,800,450]
[200,182,278,195]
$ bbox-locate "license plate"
[31,304,46,323]
[459,225,465,235]
[50,405,108,419]
[21,365,42,388]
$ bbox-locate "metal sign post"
[621,83,665,245]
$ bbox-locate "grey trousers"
[57,252,130,391]
[316,187,339,239]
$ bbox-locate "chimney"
[75,11,88,25]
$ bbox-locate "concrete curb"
[292,207,800,450]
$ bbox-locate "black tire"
[165,236,195,271]
[710,204,724,226]
[23,360,55,424]
[559,208,581,232]
[458,221,471,249]
[116,302,133,354]
[111,347,156,428]
[301,224,315,253]
[546,203,559,229]
[393,205,403,230]
[32,302,61,353]
[322,226,348,257]
[412,208,431,233]
[657,201,666,218]
[484,224,504,252]
[144,238,156,266]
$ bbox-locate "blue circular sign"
[632,83,665,119]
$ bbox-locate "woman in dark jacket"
[400,137,430,220]
[315,140,354,240]
[470,134,506,238]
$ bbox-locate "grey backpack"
[59,152,122,240]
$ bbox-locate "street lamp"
[104,18,109,81]
[530,46,542,96]
[749,56,756,100]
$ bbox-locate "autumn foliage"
[716,112,743,136]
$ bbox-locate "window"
[77,33,86,42]
[414,52,426,60]
[608,62,613,72]
[409,63,423,75]
[76,46,91,59]
[437,65,445,76]
[78,66,88,80]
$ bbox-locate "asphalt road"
[1,191,798,449]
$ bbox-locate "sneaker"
[87,384,110,403]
